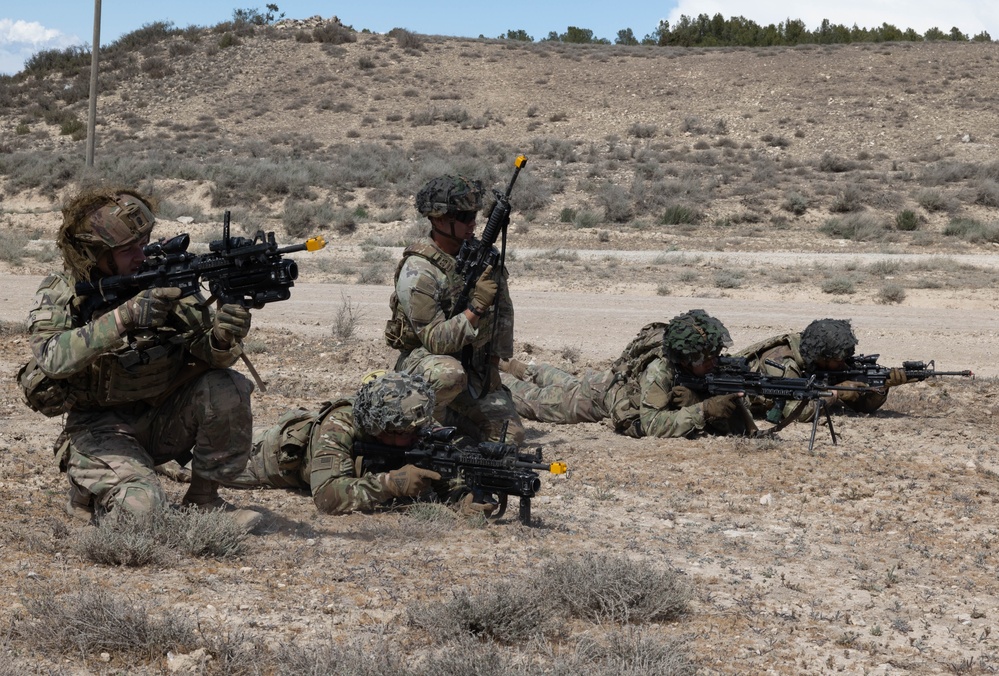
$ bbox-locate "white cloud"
[0,19,82,76]
[667,1,998,37]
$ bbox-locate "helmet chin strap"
[431,218,463,244]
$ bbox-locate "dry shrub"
[543,552,692,624]
[408,576,561,644]
[74,505,250,566]
[14,583,197,664]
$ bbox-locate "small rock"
[177,216,195,224]
[760,493,772,505]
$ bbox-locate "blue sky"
[2,1,998,75]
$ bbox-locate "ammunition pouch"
[18,357,73,417]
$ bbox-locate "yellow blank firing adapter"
[306,236,326,251]
[361,369,388,385]
[514,154,527,168]
[549,461,568,475]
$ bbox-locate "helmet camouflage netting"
[353,372,436,436]
[799,318,858,370]
[57,186,156,280]
[663,309,732,361]
[414,175,484,218]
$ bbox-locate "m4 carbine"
[814,354,973,388]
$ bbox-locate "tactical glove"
[457,491,497,518]
[701,393,740,422]
[833,381,868,404]
[383,464,441,498]
[213,303,252,346]
[469,265,497,316]
[885,368,908,389]
[118,287,182,331]
[669,385,699,408]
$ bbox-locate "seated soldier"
[501,309,746,438]
[221,372,494,516]
[733,318,910,422]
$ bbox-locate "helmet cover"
[415,175,484,218]
[663,309,732,361]
[353,371,436,436]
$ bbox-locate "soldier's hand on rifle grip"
[213,303,252,347]
[469,265,497,317]
[457,491,497,518]
[383,464,441,498]
[701,393,741,422]
[886,368,908,389]
[668,385,699,408]
[118,287,182,332]
[831,381,867,404]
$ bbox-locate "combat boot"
[183,475,263,532]
[64,483,93,522]
[499,358,529,380]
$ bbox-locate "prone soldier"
[221,372,496,517]
[502,309,748,438]
[734,318,907,421]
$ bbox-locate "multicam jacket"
[386,237,514,366]
[247,400,398,513]
[605,323,711,438]
[735,332,887,418]
[27,272,239,410]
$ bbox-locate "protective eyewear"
[450,210,477,224]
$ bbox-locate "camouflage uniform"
[385,175,524,444]
[735,320,888,420]
[504,312,742,439]
[26,188,252,518]
[501,364,615,424]
[223,373,450,513]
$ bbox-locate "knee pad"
[103,479,167,517]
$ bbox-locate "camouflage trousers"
[397,348,525,445]
[63,369,254,517]
[501,364,615,425]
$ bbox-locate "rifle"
[355,424,567,525]
[451,154,527,317]
[814,354,974,389]
[75,211,326,391]
[448,156,527,398]
[675,356,838,451]
[75,211,326,320]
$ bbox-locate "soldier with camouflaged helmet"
[24,186,260,529]
[501,309,747,438]
[734,318,908,421]
[221,372,495,516]
[384,175,524,445]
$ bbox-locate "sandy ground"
[0,267,996,674]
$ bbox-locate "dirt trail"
[3,273,991,376]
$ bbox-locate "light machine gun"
[355,424,567,525]
[75,211,326,319]
[75,211,326,390]
[675,356,838,451]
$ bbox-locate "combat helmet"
[353,372,436,437]
[415,175,484,218]
[799,318,858,370]
[57,187,156,280]
[663,309,732,363]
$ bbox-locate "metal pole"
[85,0,101,167]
